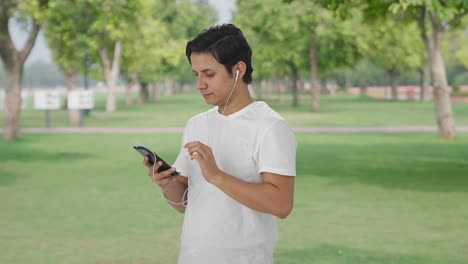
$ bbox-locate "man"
[144,24,296,264]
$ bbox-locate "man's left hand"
[184,141,222,183]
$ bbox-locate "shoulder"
[250,101,289,129]
[243,102,295,144]
[185,106,217,127]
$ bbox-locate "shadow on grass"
[0,140,95,186]
[0,149,94,162]
[297,140,468,193]
[275,244,460,264]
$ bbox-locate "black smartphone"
[133,145,179,176]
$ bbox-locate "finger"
[155,176,176,187]
[152,160,163,173]
[191,152,202,163]
[155,174,179,187]
[190,151,204,161]
[184,141,204,148]
[187,146,201,157]
[184,141,198,148]
[188,149,202,160]
[187,144,208,156]
[153,166,177,180]
[189,146,210,160]
[148,161,163,177]
[143,156,152,167]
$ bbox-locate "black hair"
[186,24,254,84]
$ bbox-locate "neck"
[218,83,253,116]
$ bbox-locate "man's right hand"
[144,156,179,191]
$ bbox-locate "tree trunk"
[289,62,299,107]
[125,86,133,107]
[345,69,352,92]
[174,82,181,94]
[429,21,456,139]
[417,7,433,102]
[389,71,399,101]
[329,79,338,96]
[419,66,431,101]
[309,40,320,112]
[273,76,282,102]
[139,82,149,104]
[99,39,122,113]
[320,78,327,95]
[266,78,273,101]
[298,80,304,93]
[384,86,389,99]
[3,64,23,140]
[125,72,138,108]
[65,71,80,126]
[0,14,41,140]
[259,79,267,100]
[164,79,174,96]
[1,11,45,152]
[152,82,161,102]
[360,85,367,97]
[279,78,286,103]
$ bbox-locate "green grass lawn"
[1,133,468,263]
[5,91,468,128]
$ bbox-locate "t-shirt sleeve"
[256,120,297,176]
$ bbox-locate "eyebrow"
[192,68,214,74]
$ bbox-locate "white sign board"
[34,90,62,110]
[68,90,94,110]
[0,90,28,110]
[21,91,28,109]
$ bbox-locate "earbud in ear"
[235,69,240,81]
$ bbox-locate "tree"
[314,0,468,138]
[439,24,468,92]
[237,0,364,109]
[389,0,467,139]
[120,0,216,104]
[235,0,308,107]
[306,6,364,106]
[0,0,49,140]
[153,0,217,96]
[413,7,433,101]
[92,0,141,112]
[367,19,422,100]
[119,0,172,105]
[44,0,90,125]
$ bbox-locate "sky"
[10,0,236,65]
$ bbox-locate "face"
[190,52,235,106]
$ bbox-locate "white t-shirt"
[173,101,297,264]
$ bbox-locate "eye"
[206,73,215,78]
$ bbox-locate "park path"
[4,126,468,134]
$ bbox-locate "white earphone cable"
[150,153,189,207]
[221,69,239,115]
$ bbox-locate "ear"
[233,61,247,81]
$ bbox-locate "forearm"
[211,172,294,219]
[162,180,188,213]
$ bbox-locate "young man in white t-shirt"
[144,24,297,264]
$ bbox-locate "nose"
[196,76,206,90]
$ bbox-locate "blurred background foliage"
[1,0,466,91]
